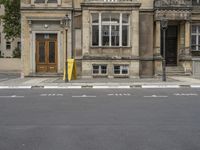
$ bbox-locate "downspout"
[71,0,75,58]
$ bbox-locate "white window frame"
[191,25,200,51]
[113,65,129,75]
[91,12,130,47]
[92,64,108,75]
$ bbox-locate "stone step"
[165,66,189,76]
[166,66,184,72]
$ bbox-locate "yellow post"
[67,59,77,81]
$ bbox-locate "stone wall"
[0,58,21,71]
[139,12,154,77]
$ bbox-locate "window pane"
[122,65,128,74]
[111,13,120,23]
[199,35,200,45]
[101,65,107,74]
[191,45,196,51]
[198,26,200,33]
[114,66,120,74]
[122,25,128,46]
[49,42,55,63]
[92,25,99,46]
[93,65,99,74]
[192,35,197,45]
[39,42,45,63]
[47,0,57,3]
[192,25,197,33]
[6,42,11,49]
[92,14,99,23]
[102,25,110,46]
[122,14,129,23]
[35,0,45,3]
[102,13,110,23]
[111,25,119,46]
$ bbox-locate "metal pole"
[65,29,68,82]
[162,29,166,81]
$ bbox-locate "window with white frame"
[93,65,107,75]
[191,25,200,51]
[114,65,129,75]
[92,13,129,47]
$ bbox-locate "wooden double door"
[36,34,57,73]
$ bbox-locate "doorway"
[36,34,57,73]
[161,25,178,66]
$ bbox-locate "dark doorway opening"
[161,25,178,66]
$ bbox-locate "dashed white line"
[93,86,130,89]
[144,95,168,98]
[174,93,198,96]
[40,94,64,97]
[0,95,25,98]
[44,86,82,89]
[142,85,180,89]
[72,95,96,98]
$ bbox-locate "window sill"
[113,74,129,77]
[92,74,108,77]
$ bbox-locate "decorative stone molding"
[154,10,191,21]
[179,48,192,61]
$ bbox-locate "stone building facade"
[20,0,200,78]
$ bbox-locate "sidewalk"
[0,73,200,89]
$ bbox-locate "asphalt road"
[0,88,200,150]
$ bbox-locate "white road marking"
[142,85,180,88]
[0,86,31,89]
[144,95,168,98]
[44,86,81,89]
[72,95,96,98]
[191,85,200,88]
[93,86,130,89]
[174,93,198,96]
[40,94,63,97]
[0,95,24,98]
[108,93,131,96]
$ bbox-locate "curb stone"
[0,85,200,89]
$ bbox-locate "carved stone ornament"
[155,10,191,21]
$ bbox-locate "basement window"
[93,65,107,75]
[114,65,129,75]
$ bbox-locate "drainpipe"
[71,0,75,58]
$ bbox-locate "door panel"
[36,34,57,73]
[49,41,56,63]
[38,42,46,63]
[166,26,178,66]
